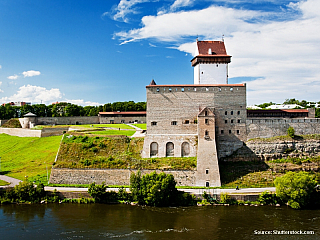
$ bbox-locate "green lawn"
[71,124,135,129]
[132,123,147,130]
[88,130,136,136]
[0,134,62,184]
[0,180,10,186]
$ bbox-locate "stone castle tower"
[192,40,231,85]
[141,40,246,187]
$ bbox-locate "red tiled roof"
[99,111,146,115]
[197,41,229,56]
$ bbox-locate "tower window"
[171,121,177,125]
[181,88,184,92]
[184,120,189,124]
[230,87,233,92]
[156,88,159,92]
[205,119,209,124]
[194,119,198,124]
[206,169,209,174]
[151,121,157,126]
[205,111,208,116]
[169,88,172,92]
[218,88,222,92]
[205,130,209,136]
[194,88,197,91]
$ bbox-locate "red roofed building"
[191,40,231,85]
[99,111,146,124]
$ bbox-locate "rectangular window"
[237,130,240,135]
[156,88,160,92]
[171,121,177,125]
[231,111,234,115]
[151,121,157,126]
[238,119,241,123]
[229,130,232,134]
[184,120,189,124]
[225,111,227,115]
[225,120,227,124]
[205,119,209,124]
[221,130,224,134]
[237,111,240,115]
[194,119,198,124]
[231,119,234,123]
[206,169,209,174]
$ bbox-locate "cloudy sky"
[0,0,319,106]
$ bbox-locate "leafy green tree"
[130,171,179,207]
[287,126,295,138]
[88,182,107,202]
[274,172,318,209]
[257,102,274,109]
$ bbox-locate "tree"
[274,171,318,209]
[287,126,295,138]
[130,171,179,207]
[88,182,107,202]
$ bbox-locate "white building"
[191,40,231,84]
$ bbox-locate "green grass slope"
[55,135,196,170]
[0,134,62,184]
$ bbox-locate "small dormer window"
[208,48,212,54]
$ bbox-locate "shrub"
[88,182,107,203]
[258,191,281,205]
[220,192,231,204]
[274,171,318,209]
[287,126,295,138]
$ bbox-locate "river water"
[1,204,319,240]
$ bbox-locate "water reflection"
[1,204,320,239]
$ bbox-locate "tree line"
[0,101,146,120]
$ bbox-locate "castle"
[142,40,247,187]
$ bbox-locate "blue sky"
[0,0,319,106]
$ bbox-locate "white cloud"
[106,0,158,23]
[22,70,41,78]
[115,6,264,43]
[0,65,2,69]
[115,0,320,105]
[170,0,195,11]
[65,99,101,106]
[7,74,19,80]
[8,85,62,104]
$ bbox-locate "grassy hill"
[54,134,196,170]
[0,134,62,184]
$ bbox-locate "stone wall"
[222,139,320,162]
[50,168,196,186]
[0,127,68,137]
[246,118,320,140]
[0,120,8,127]
[37,116,99,125]
[0,128,42,137]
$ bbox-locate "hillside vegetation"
[0,134,61,184]
[55,134,196,170]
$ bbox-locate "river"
[1,204,319,239]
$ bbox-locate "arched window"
[166,142,174,157]
[181,142,190,157]
[150,142,158,157]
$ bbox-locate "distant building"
[99,111,146,124]
[267,104,301,109]
[247,108,315,118]
[1,101,31,107]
